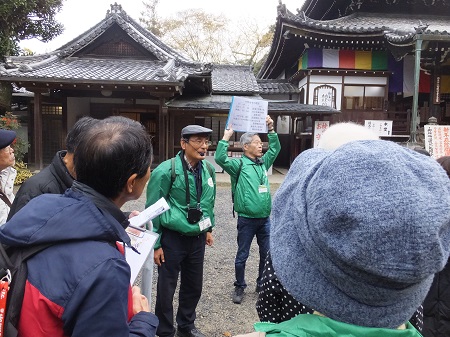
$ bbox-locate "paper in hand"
[226,96,268,133]
[129,197,170,228]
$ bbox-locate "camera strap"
[180,153,202,210]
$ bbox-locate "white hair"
[318,122,379,150]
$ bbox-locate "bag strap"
[4,243,54,337]
[170,157,214,192]
[232,159,243,218]
[0,192,12,208]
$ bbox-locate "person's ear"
[126,173,138,194]
[181,138,187,150]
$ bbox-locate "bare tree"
[140,2,274,69]
[228,20,274,67]
[139,0,162,37]
[160,9,229,63]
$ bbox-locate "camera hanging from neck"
[180,152,203,224]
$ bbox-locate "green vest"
[254,314,422,337]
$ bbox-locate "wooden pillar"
[33,91,43,170]
[168,111,175,158]
[158,98,165,162]
[289,113,296,164]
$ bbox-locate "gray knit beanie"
[271,140,450,328]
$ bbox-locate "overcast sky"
[19,0,305,55]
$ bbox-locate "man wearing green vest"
[146,125,216,337]
[215,115,280,304]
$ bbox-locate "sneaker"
[232,286,245,304]
[176,328,206,337]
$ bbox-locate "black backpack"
[0,243,52,337]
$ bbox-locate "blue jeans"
[234,216,270,289]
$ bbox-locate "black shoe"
[233,286,245,304]
[176,328,206,337]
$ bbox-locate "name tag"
[199,217,212,231]
[258,185,268,193]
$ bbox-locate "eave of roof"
[166,94,339,114]
[259,9,450,79]
[258,79,300,95]
[0,3,213,87]
[285,12,450,43]
[0,58,199,85]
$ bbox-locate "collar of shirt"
[184,155,200,176]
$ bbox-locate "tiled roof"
[287,12,450,42]
[212,65,259,94]
[56,3,190,62]
[258,79,300,95]
[0,3,212,85]
[0,57,203,84]
[166,94,339,114]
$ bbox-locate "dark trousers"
[234,216,270,289]
[155,228,206,337]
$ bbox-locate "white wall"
[308,83,343,110]
[344,76,387,85]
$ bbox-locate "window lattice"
[92,41,144,57]
[42,105,62,115]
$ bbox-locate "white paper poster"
[364,120,393,136]
[313,121,330,148]
[424,125,450,159]
[226,96,268,133]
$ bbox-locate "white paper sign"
[129,197,169,228]
[424,125,450,159]
[313,121,330,148]
[364,120,393,136]
[226,96,268,133]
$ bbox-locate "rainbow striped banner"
[297,49,450,94]
[298,49,388,71]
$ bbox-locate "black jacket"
[423,259,450,337]
[7,150,74,220]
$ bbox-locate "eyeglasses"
[188,139,212,147]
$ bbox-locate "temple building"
[0,3,338,168]
[259,0,450,145]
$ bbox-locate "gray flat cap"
[181,125,212,137]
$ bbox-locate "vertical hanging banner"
[424,125,450,159]
[313,121,330,148]
[434,75,441,105]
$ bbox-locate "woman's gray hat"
[271,140,450,328]
[181,125,212,138]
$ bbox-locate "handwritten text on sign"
[227,96,268,133]
[313,121,330,148]
[424,125,450,159]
